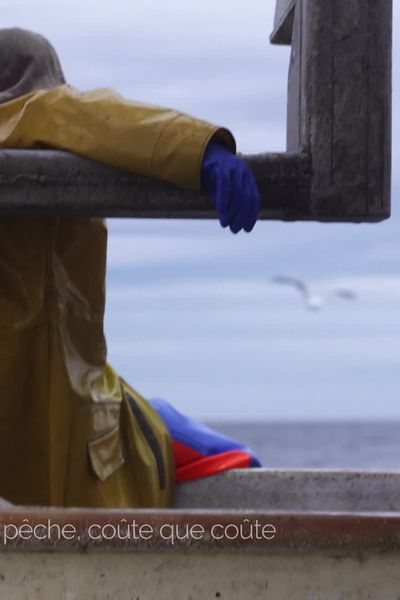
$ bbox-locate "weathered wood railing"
[0,0,393,222]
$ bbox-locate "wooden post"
[287,0,392,221]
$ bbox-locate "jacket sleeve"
[0,85,236,191]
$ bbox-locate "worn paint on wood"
[287,0,392,220]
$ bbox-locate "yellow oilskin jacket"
[0,85,235,508]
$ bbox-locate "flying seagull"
[271,275,357,311]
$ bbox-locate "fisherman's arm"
[0,85,259,232]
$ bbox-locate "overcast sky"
[4,1,400,421]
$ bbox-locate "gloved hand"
[201,141,260,233]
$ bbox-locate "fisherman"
[0,28,260,508]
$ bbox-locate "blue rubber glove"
[201,141,260,233]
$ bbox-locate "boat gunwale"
[0,507,399,554]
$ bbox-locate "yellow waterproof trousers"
[0,217,174,507]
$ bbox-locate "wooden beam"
[0,149,314,221]
[287,0,392,221]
